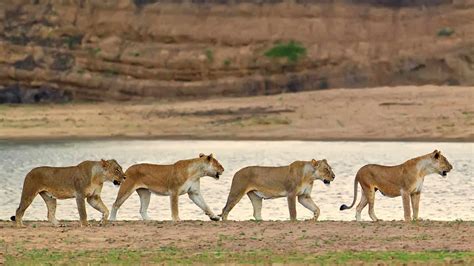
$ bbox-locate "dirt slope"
[0,0,474,101]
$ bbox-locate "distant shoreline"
[0,86,473,143]
[1,135,473,143]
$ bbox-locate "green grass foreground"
[6,248,473,265]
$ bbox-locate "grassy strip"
[5,248,473,265]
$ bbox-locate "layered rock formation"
[0,0,473,101]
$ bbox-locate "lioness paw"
[80,222,91,227]
[209,215,220,221]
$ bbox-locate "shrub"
[437,27,454,37]
[223,58,231,67]
[264,41,306,63]
[205,49,214,62]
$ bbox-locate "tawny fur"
[12,160,126,228]
[110,153,224,221]
[221,159,335,221]
[340,150,453,222]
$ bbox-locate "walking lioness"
[221,159,335,221]
[110,153,224,221]
[11,160,126,227]
[340,150,453,222]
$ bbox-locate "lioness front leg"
[87,195,109,225]
[287,194,298,221]
[188,190,219,221]
[410,192,421,221]
[76,196,89,227]
[298,194,320,221]
[170,193,180,221]
[401,190,412,222]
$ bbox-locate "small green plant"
[87,47,101,56]
[64,35,82,49]
[264,41,306,63]
[104,69,119,76]
[130,51,140,57]
[223,58,231,67]
[205,49,214,62]
[437,27,454,37]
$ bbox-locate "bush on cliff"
[264,41,307,63]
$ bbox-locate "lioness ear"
[311,159,318,166]
[432,150,440,159]
[199,153,205,158]
[209,153,214,158]
[101,159,108,167]
[322,159,327,163]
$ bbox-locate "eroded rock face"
[0,0,473,102]
[0,84,72,104]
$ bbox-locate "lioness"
[110,153,224,221]
[221,159,335,221]
[340,150,453,222]
[11,159,126,227]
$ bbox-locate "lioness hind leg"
[221,190,246,221]
[110,183,135,221]
[39,192,58,226]
[137,188,152,220]
[247,191,263,221]
[355,194,368,221]
[15,187,38,228]
[297,194,320,221]
[366,188,379,222]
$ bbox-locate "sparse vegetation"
[63,35,82,49]
[248,116,291,126]
[86,47,101,56]
[104,69,119,76]
[130,51,141,57]
[223,58,231,67]
[437,27,455,37]
[205,49,214,62]
[5,248,473,265]
[264,41,307,63]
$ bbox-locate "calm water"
[1,140,472,222]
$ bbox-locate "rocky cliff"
[1,0,473,101]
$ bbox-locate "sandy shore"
[0,85,473,142]
[1,220,473,264]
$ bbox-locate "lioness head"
[199,153,224,180]
[311,159,335,185]
[101,159,126,185]
[430,150,453,177]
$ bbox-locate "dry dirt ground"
[0,85,473,142]
[0,220,473,264]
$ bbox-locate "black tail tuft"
[340,204,349,211]
[10,216,16,221]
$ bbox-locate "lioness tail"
[340,178,358,211]
[10,216,16,221]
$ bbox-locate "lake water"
[0,140,472,222]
